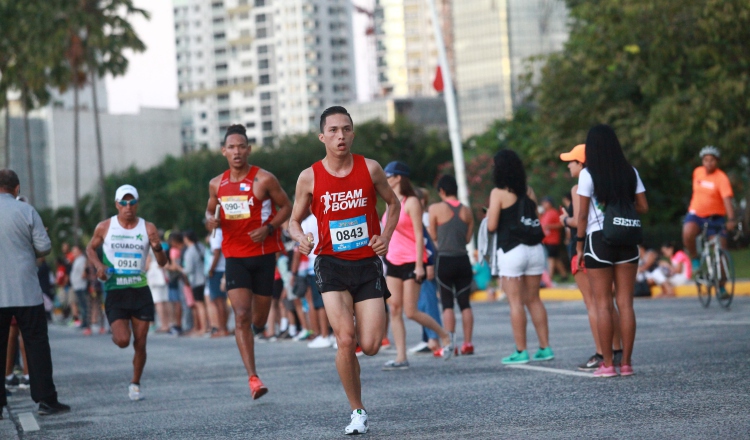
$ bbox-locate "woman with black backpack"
[487,149,554,365]
[575,125,648,377]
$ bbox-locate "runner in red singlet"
[205,124,292,400]
[289,106,400,435]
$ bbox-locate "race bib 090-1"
[221,195,251,220]
[330,215,369,252]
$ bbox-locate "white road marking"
[18,412,40,432]
[698,320,750,325]
[506,364,594,378]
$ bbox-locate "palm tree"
[66,0,149,221]
[66,31,86,243]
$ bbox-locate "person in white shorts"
[486,149,554,365]
[146,249,170,332]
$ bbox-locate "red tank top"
[312,154,380,260]
[217,166,283,258]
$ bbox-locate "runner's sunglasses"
[118,199,138,207]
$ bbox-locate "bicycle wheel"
[695,255,712,308]
[716,249,735,309]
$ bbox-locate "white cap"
[115,184,139,201]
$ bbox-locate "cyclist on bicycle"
[682,146,737,271]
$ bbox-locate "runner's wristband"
[153,245,164,253]
[266,223,275,234]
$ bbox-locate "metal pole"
[427,0,476,260]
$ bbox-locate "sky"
[106,0,374,114]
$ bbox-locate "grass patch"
[730,248,750,279]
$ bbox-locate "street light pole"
[427,0,475,260]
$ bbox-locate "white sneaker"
[345,409,368,435]
[307,335,333,349]
[128,383,142,401]
[408,341,430,354]
[293,329,312,341]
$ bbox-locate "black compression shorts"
[225,254,276,296]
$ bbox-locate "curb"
[470,281,750,302]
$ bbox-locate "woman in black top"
[575,125,648,377]
[487,149,553,365]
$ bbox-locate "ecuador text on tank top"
[311,154,380,260]
[103,216,149,290]
[217,166,283,258]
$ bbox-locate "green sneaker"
[532,346,555,361]
[501,350,530,365]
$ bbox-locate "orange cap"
[560,144,586,163]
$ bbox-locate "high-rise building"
[173,0,356,151]
[453,0,568,138]
[374,0,453,98]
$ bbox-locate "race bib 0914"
[113,252,142,275]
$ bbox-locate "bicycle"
[694,221,742,309]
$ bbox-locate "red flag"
[433,66,444,92]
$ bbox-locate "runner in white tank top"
[87,185,167,401]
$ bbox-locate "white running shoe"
[293,329,313,341]
[128,383,142,401]
[345,409,368,435]
[307,335,333,349]
[408,341,430,354]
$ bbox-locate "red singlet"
[217,166,283,258]
[312,154,381,261]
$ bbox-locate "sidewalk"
[470,281,750,302]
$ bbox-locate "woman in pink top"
[382,161,451,371]
[652,242,692,297]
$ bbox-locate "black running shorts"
[272,278,283,300]
[105,286,155,324]
[192,284,205,302]
[225,254,276,296]
[384,259,417,281]
[314,256,390,303]
[583,230,639,269]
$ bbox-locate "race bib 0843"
[330,215,369,252]
[221,195,251,220]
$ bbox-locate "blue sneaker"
[532,346,555,361]
[501,350,530,365]
[691,258,701,273]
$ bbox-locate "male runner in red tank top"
[289,106,400,435]
[205,124,292,400]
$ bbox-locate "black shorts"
[225,254,276,296]
[436,255,473,311]
[543,243,561,258]
[384,259,417,281]
[105,286,155,323]
[583,230,639,269]
[314,256,390,303]
[192,284,205,302]
[272,278,283,300]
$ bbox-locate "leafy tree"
[532,0,750,223]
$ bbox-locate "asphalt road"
[3,296,749,439]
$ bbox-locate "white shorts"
[149,285,169,304]
[647,270,689,287]
[496,244,546,278]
